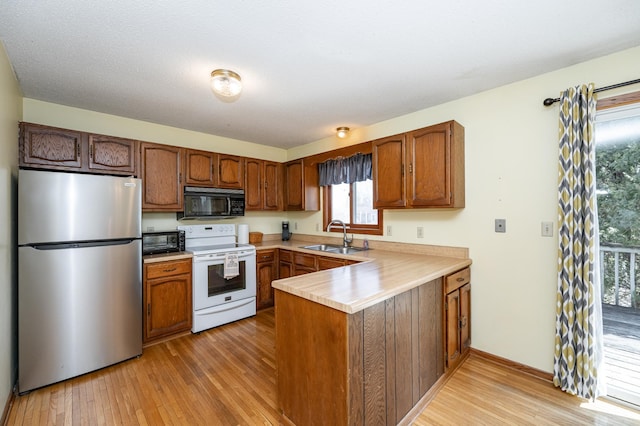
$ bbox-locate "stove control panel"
[178,224,236,238]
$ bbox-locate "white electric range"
[178,224,257,333]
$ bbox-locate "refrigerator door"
[18,239,142,393]
[18,169,141,245]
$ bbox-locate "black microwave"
[142,230,185,255]
[177,186,245,220]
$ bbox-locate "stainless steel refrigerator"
[18,169,142,393]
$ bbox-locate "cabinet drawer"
[294,253,316,269]
[279,250,292,262]
[146,259,192,280]
[257,249,276,263]
[445,267,470,293]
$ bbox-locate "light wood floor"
[6,308,640,425]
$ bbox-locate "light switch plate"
[541,221,553,237]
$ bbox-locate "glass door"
[595,100,640,407]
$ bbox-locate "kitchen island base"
[275,276,444,426]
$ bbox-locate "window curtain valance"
[318,153,372,186]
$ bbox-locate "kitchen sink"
[301,244,367,255]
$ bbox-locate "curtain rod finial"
[543,97,558,107]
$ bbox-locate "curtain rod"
[542,78,640,106]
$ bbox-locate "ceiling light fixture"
[336,127,350,139]
[210,69,242,98]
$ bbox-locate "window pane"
[331,183,350,223]
[353,180,378,225]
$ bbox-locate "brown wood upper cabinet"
[140,142,183,211]
[19,122,138,176]
[284,159,319,211]
[373,120,465,209]
[185,149,244,189]
[185,149,217,186]
[245,158,281,211]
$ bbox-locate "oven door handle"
[193,251,255,262]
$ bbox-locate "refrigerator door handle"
[28,238,139,250]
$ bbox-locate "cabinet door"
[257,250,277,310]
[445,290,461,368]
[88,134,137,175]
[372,134,406,208]
[217,154,244,189]
[263,161,281,210]
[407,122,451,207]
[185,149,217,186]
[317,256,347,270]
[284,160,304,210]
[460,282,471,355]
[140,142,183,211]
[20,123,84,170]
[144,265,192,342]
[245,158,263,210]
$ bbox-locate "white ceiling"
[1,1,639,149]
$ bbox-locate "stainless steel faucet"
[326,219,353,247]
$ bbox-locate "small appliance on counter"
[237,224,249,244]
[142,230,185,255]
[282,221,292,241]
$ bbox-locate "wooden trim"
[1,386,15,426]
[597,90,640,110]
[470,348,554,382]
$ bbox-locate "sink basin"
[301,244,367,255]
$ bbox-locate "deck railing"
[600,244,640,308]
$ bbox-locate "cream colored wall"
[289,45,640,372]
[0,42,22,413]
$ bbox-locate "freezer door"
[18,169,141,245]
[18,240,142,393]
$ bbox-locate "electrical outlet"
[315,223,320,232]
[495,219,506,233]
[541,221,553,237]
[386,225,392,236]
[417,226,424,238]
[294,222,298,230]
[146,226,154,232]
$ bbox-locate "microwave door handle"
[227,197,231,214]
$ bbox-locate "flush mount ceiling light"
[336,127,350,139]
[210,69,242,98]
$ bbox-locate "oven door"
[192,249,256,310]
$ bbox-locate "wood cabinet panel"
[372,134,406,208]
[245,158,263,210]
[88,134,137,175]
[140,142,183,211]
[444,267,471,371]
[20,123,84,170]
[217,154,244,189]
[276,277,443,425]
[284,159,319,211]
[407,123,451,207]
[185,149,216,186]
[317,256,347,270]
[257,249,277,310]
[143,258,192,343]
[263,161,281,210]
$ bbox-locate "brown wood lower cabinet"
[276,277,443,426]
[444,267,471,370]
[256,249,277,310]
[143,258,192,344]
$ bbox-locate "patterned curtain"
[553,83,606,400]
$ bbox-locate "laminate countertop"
[264,238,472,314]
